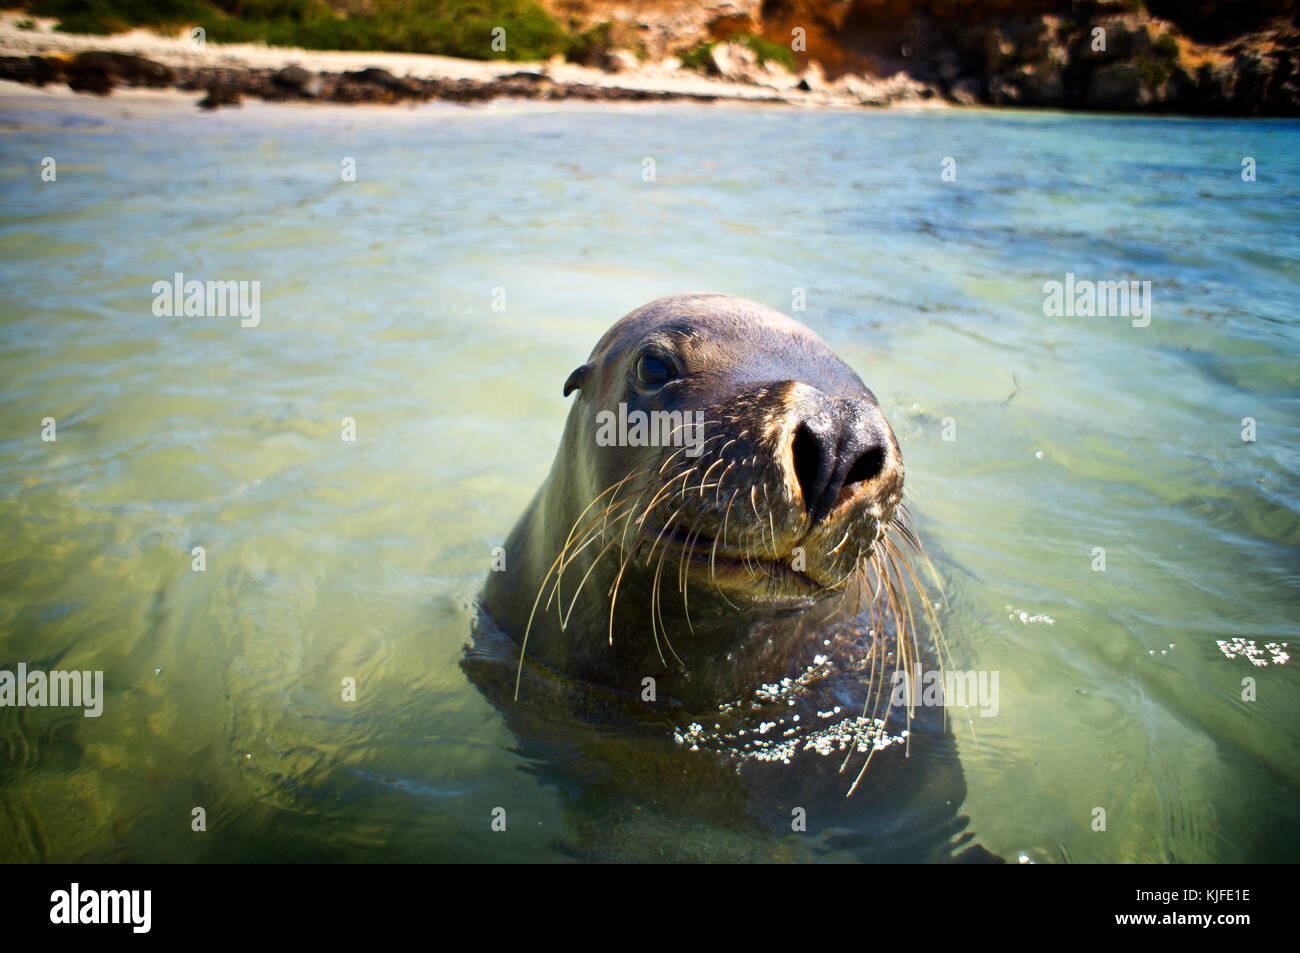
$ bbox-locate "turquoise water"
[0,92,1297,862]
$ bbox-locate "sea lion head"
[482,292,929,710]
[557,292,905,612]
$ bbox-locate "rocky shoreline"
[0,52,737,109]
[557,0,1300,116]
[1,3,1297,116]
[0,15,939,112]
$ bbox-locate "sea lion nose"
[789,397,892,525]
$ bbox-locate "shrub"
[32,0,211,33]
[29,0,572,61]
[679,32,794,74]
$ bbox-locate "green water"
[0,94,1297,862]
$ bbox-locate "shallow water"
[0,92,1297,862]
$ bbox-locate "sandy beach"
[0,12,940,111]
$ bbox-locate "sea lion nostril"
[790,409,888,521]
[791,423,822,508]
[845,444,885,488]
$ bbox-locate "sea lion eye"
[636,353,676,386]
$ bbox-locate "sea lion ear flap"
[563,363,594,397]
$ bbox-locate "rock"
[66,51,174,95]
[795,59,826,92]
[1195,61,1238,108]
[983,28,1016,73]
[936,51,961,83]
[836,73,890,106]
[903,12,943,62]
[273,64,321,98]
[198,84,241,110]
[11,54,64,87]
[883,72,929,102]
[987,76,1023,105]
[345,67,417,94]
[1086,63,1145,109]
[708,42,760,82]
[1022,44,1068,105]
[338,67,425,102]
[1009,17,1054,63]
[950,76,982,105]
[1089,18,1151,59]
[1268,51,1300,112]
[603,50,640,74]
[274,65,310,87]
[1145,0,1282,45]
[1231,50,1275,111]
[708,12,757,38]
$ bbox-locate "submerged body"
[467,293,994,860]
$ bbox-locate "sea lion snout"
[785,391,903,527]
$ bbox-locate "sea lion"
[466,292,994,861]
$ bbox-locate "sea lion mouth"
[640,521,832,605]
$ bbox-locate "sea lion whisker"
[876,544,916,740]
[516,490,643,700]
[845,733,883,797]
[827,527,853,556]
[705,532,739,611]
[513,547,571,701]
[656,443,692,477]
[545,517,621,615]
[649,544,665,667]
[759,485,778,558]
[650,516,685,668]
[675,503,716,632]
[643,503,691,586]
[882,531,948,730]
[634,468,697,531]
[559,535,622,632]
[699,457,726,497]
[677,508,707,593]
[545,497,639,616]
[606,535,650,646]
[547,470,654,615]
[714,461,736,504]
[655,430,726,477]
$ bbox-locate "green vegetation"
[1136,31,1182,89]
[31,0,212,35]
[1152,31,1180,59]
[679,32,795,74]
[678,39,713,73]
[27,0,575,61]
[565,20,614,67]
[564,20,644,67]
